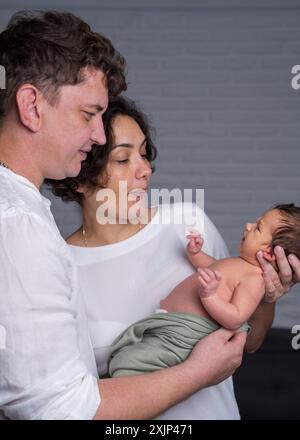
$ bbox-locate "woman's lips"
[128,189,147,196]
[128,189,147,201]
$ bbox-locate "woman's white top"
[69,203,241,420]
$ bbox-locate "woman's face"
[84,114,152,224]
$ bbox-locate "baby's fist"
[186,228,204,256]
[198,267,221,297]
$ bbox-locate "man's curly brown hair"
[0,10,126,123]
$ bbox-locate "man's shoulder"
[0,170,42,219]
[0,173,68,257]
[0,173,27,217]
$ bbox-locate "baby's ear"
[262,249,276,262]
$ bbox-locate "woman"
[49,96,276,419]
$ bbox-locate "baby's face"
[239,209,284,260]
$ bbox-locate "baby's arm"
[186,229,216,269]
[198,268,265,330]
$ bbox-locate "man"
[0,10,297,420]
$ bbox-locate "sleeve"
[0,213,100,420]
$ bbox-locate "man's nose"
[91,117,106,145]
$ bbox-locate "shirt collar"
[0,166,51,208]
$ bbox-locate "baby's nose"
[245,223,253,232]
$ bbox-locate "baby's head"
[239,204,300,267]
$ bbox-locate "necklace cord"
[81,222,143,247]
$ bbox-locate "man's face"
[40,67,108,179]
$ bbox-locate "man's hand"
[186,228,203,255]
[96,328,247,419]
[197,267,221,298]
[256,246,300,303]
[186,328,247,386]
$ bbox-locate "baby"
[108,204,300,377]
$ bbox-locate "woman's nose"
[136,158,152,179]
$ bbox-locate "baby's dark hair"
[271,204,300,259]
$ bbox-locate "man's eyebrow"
[112,139,147,150]
[85,104,105,112]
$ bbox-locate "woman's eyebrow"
[112,143,133,149]
[112,139,146,150]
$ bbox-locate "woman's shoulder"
[158,202,204,216]
[158,202,206,229]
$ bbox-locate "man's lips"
[79,148,91,160]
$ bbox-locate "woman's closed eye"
[115,154,149,164]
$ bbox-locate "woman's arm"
[244,302,275,353]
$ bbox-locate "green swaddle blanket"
[108,312,250,377]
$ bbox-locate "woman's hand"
[256,246,300,303]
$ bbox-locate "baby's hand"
[186,228,204,255]
[198,267,221,297]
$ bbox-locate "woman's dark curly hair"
[46,95,157,205]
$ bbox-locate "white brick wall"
[1,1,300,327]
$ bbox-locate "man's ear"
[262,249,276,262]
[15,84,43,132]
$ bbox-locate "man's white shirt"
[0,167,100,420]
